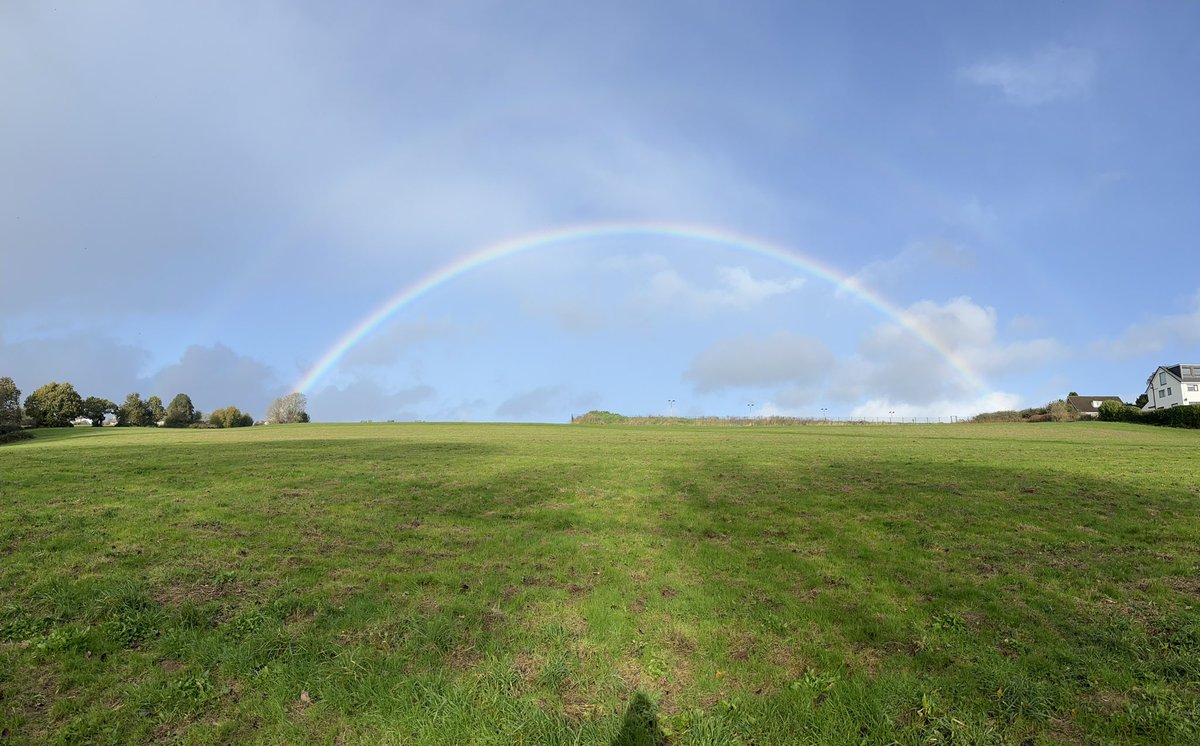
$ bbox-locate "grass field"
[1,422,1198,744]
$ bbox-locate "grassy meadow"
[1,422,1198,744]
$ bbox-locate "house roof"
[1066,396,1123,414]
[1146,364,1200,385]
[1166,364,1200,382]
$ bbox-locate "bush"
[571,410,629,424]
[971,410,1023,423]
[0,429,33,445]
[209,406,254,428]
[1142,404,1200,429]
[1098,400,1139,422]
[1097,401,1200,429]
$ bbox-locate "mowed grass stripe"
[0,422,1197,744]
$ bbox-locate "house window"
[1167,387,1173,396]
[1160,372,1167,385]
[1188,384,1198,392]
[1160,389,1166,397]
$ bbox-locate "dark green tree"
[163,393,196,428]
[23,382,84,427]
[1134,393,1149,408]
[81,396,117,427]
[117,392,153,427]
[146,395,166,425]
[0,376,21,431]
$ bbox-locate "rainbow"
[293,222,989,395]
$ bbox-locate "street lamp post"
[820,407,828,422]
[668,399,676,417]
[888,410,895,424]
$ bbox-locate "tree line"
[0,377,308,432]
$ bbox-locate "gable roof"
[1067,396,1123,414]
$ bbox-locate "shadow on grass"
[611,692,667,746]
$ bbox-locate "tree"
[163,393,196,428]
[266,392,309,424]
[209,406,253,428]
[1047,399,1077,422]
[1134,393,1149,408]
[1068,391,1079,397]
[23,382,84,427]
[0,377,21,431]
[146,395,165,425]
[81,396,117,427]
[117,392,153,427]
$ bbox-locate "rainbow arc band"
[293,222,989,395]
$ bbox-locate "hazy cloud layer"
[0,332,149,402]
[495,385,596,420]
[959,46,1096,105]
[1093,290,1200,360]
[684,333,834,393]
[150,344,281,417]
[340,318,460,370]
[309,380,435,422]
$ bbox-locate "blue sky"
[2,1,1198,422]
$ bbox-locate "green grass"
[1,422,1198,744]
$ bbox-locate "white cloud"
[832,297,1064,406]
[960,46,1095,105]
[641,265,806,315]
[683,332,833,393]
[901,297,1066,378]
[849,391,1024,420]
[1092,290,1200,360]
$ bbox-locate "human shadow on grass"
[611,692,667,746]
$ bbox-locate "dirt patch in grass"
[560,689,601,722]
[153,580,247,607]
[445,644,482,672]
[766,642,809,680]
[1161,575,1200,597]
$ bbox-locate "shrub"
[1047,400,1079,422]
[571,410,629,424]
[209,406,254,428]
[1142,404,1200,429]
[1098,400,1139,422]
[0,429,34,445]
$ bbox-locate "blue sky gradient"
[2,1,1197,421]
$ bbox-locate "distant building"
[1142,364,1200,410]
[1066,396,1124,418]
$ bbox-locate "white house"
[1142,364,1200,410]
